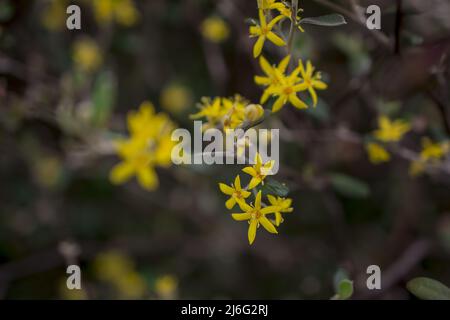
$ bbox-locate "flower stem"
[287,0,299,57]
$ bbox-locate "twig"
[311,0,391,50]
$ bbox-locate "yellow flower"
[267,195,293,226]
[219,175,252,209]
[265,66,309,112]
[409,159,425,177]
[42,0,67,31]
[257,0,296,21]
[242,153,275,189]
[201,16,230,43]
[190,96,258,131]
[373,116,411,142]
[298,60,328,107]
[255,55,291,103]
[155,275,178,299]
[232,190,279,245]
[366,142,391,164]
[90,0,139,27]
[110,102,176,191]
[190,97,225,130]
[160,84,193,114]
[420,138,449,161]
[72,37,102,73]
[249,10,286,58]
[93,251,135,282]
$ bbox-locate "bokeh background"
[1,0,450,299]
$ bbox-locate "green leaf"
[407,277,450,300]
[300,14,347,27]
[91,72,116,127]
[259,178,289,198]
[330,173,370,198]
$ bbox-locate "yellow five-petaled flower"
[249,10,286,58]
[242,153,275,189]
[232,191,279,244]
[219,175,252,209]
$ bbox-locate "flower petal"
[248,220,258,244]
[137,167,158,191]
[226,197,236,209]
[260,216,278,234]
[253,36,265,58]
[219,183,235,195]
[266,31,286,47]
[109,162,135,185]
[232,212,251,221]
[289,94,308,109]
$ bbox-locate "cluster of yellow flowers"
[249,1,327,112]
[365,115,411,164]
[255,55,327,112]
[219,154,293,245]
[92,251,178,299]
[109,102,176,191]
[409,138,450,176]
[190,96,265,131]
[365,116,450,177]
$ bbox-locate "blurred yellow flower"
[72,37,102,73]
[42,0,67,31]
[242,153,275,189]
[373,116,410,143]
[115,271,147,299]
[155,275,178,299]
[93,251,147,299]
[90,0,139,27]
[201,16,230,43]
[366,142,390,164]
[219,175,252,209]
[93,251,135,282]
[420,138,449,161]
[232,190,279,245]
[160,84,193,114]
[32,156,63,189]
[110,102,176,191]
[409,159,425,177]
[59,280,88,300]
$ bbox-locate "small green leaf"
[300,14,347,27]
[407,277,450,300]
[330,173,370,198]
[260,178,289,198]
[91,72,116,127]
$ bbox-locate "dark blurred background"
[0,0,449,299]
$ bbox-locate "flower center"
[251,210,262,220]
[283,86,294,95]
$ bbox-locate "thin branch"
[311,0,392,50]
